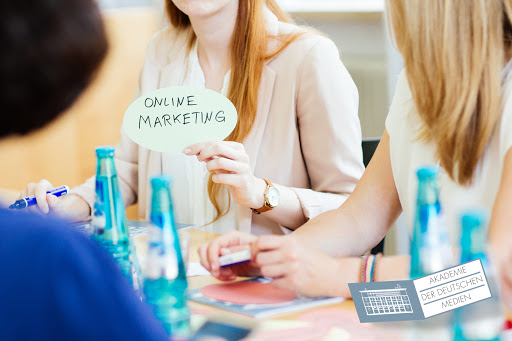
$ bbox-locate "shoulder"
[269,24,344,81]
[274,22,339,62]
[385,69,420,142]
[389,70,414,112]
[143,25,191,65]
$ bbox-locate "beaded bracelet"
[360,255,367,282]
[366,254,376,283]
[360,254,376,282]
[372,252,383,282]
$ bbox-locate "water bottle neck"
[460,218,488,264]
[96,155,116,177]
[417,177,439,206]
[150,186,175,230]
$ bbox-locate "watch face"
[267,187,280,207]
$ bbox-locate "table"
[182,229,512,340]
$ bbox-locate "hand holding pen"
[18,179,90,220]
[11,185,69,209]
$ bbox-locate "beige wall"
[0,8,159,215]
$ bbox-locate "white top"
[386,66,512,245]
[161,41,237,234]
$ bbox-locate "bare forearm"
[291,205,384,257]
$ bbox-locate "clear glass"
[91,146,132,284]
[141,175,190,338]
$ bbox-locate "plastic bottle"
[410,166,453,279]
[453,210,503,341]
[408,166,454,340]
[91,146,132,284]
[142,175,190,338]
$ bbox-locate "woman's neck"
[190,2,238,76]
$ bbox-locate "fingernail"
[184,148,191,154]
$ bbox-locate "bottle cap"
[95,146,115,158]
[151,175,173,188]
[416,166,439,179]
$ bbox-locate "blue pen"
[9,185,70,209]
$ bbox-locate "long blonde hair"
[387,0,512,185]
[166,0,303,222]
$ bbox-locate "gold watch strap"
[251,179,273,214]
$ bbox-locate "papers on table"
[187,262,210,277]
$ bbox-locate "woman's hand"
[198,231,261,281]
[19,179,90,221]
[253,235,345,298]
[185,141,266,209]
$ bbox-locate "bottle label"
[91,201,106,234]
[143,226,179,280]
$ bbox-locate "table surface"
[184,228,512,339]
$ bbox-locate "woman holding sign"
[199,0,512,309]
[22,0,364,235]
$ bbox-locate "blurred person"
[23,0,364,235]
[0,1,168,339]
[199,0,512,309]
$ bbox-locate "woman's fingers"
[206,157,248,174]
[211,173,246,188]
[34,180,54,214]
[260,263,288,278]
[255,250,286,266]
[198,244,210,271]
[46,194,62,212]
[201,231,257,276]
[271,277,293,291]
[255,235,289,252]
[19,182,35,198]
[19,179,54,214]
[185,141,248,163]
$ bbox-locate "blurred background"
[0,0,406,252]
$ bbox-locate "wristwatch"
[251,179,280,214]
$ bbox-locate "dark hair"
[0,0,108,138]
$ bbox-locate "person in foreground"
[22,0,364,236]
[0,1,167,340]
[199,0,512,309]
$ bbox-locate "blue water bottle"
[142,175,190,337]
[91,146,132,284]
[410,166,452,279]
[453,210,503,341]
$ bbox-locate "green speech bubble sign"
[123,86,238,154]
